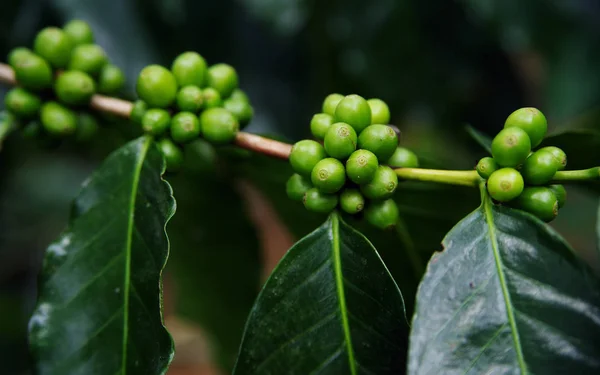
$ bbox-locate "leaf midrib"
[480,183,528,374]
[121,136,152,374]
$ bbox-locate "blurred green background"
[2,0,600,373]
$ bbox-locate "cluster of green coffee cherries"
[286,93,419,230]
[477,107,567,222]
[3,20,124,141]
[129,52,253,172]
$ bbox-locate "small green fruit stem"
[551,167,600,183]
[395,168,481,187]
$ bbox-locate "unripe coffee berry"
[199,107,239,144]
[68,44,108,76]
[491,127,531,167]
[360,165,398,200]
[176,86,204,113]
[340,188,365,215]
[322,93,344,116]
[157,138,184,173]
[203,88,222,108]
[4,87,41,118]
[521,149,558,185]
[21,121,42,139]
[74,112,99,142]
[136,65,178,108]
[311,158,346,193]
[171,111,200,143]
[223,98,253,128]
[286,174,313,201]
[289,139,326,176]
[142,109,171,135]
[310,113,334,140]
[63,20,94,46]
[130,100,148,124]
[515,187,558,222]
[171,52,207,88]
[230,89,249,103]
[549,184,566,209]
[40,101,77,136]
[324,122,357,160]
[98,64,125,94]
[538,146,567,170]
[504,107,547,148]
[207,64,238,98]
[388,147,419,168]
[13,53,53,91]
[367,98,390,125]
[55,70,96,105]
[476,157,498,179]
[303,188,338,213]
[486,168,524,202]
[334,94,372,133]
[8,47,33,67]
[33,27,73,68]
[365,199,399,230]
[346,149,378,184]
[358,124,399,161]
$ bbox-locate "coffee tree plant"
[1,20,600,375]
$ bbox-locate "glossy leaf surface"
[234,213,406,374]
[28,136,175,375]
[408,185,600,374]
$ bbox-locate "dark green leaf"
[408,184,600,374]
[28,136,175,375]
[234,212,406,375]
[465,124,492,154]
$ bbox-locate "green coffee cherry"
[388,147,419,168]
[289,139,326,176]
[97,64,125,94]
[286,174,313,201]
[21,120,41,139]
[171,51,207,88]
[322,93,344,116]
[74,112,99,142]
[310,113,334,140]
[538,146,567,171]
[68,44,108,76]
[549,184,566,209]
[157,138,184,173]
[360,165,398,200]
[311,158,346,193]
[33,27,73,68]
[491,127,531,167]
[55,70,96,105]
[476,157,498,179]
[8,47,33,67]
[176,85,204,113]
[346,149,379,184]
[340,188,365,215]
[130,100,148,124]
[486,168,524,202]
[358,124,398,161]
[504,107,547,148]
[303,188,338,213]
[368,98,390,125]
[63,20,94,46]
[324,122,357,159]
[40,101,77,136]
[170,111,200,143]
[199,107,239,144]
[207,63,238,98]
[230,89,249,102]
[223,98,253,127]
[515,187,558,222]
[136,65,178,108]
[334,94,372,133]
[4,87,41,118]
[521,149,558,185]
[203,87,222,108]
[13,53,53,91]
[365,199,399,230]
[142,108,171,135]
